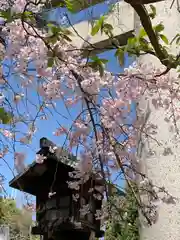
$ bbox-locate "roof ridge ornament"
[40,137,57,149]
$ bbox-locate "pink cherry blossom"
[2,130,13,138]
[53,127,68,136]
[35,154,47,164]
[14,152,26,173]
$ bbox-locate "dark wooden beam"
[125,0,165,4]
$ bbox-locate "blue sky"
[0,1,134,204]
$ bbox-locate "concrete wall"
[67,2,134,55]
[136,0,180,239]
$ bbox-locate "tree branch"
[129,3,178,70]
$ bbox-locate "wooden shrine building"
[9,138,104,240]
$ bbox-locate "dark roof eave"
[9,161,36,188]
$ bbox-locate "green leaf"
[170,33,180,44]
[47,23,73,42]
[61,34,72,42]
[51,2,65,7]
[49,0,75,12]
[22,11,34,21]
[127,37,137,47]
[149,4,156,19]
[139,37,149,46]
[91,23,100,36]
[139,28,147,38]
[154,23,164,33]
[103,23,113,36]
[23,11,32,17]
[90,56,99,61]
[47,57,54,67]
[100,58,109,64]
[0,107,12,124]
[47,36,58,44]
[91,16,105,36]
[99,63,104,77]
[160,34,169,44]
[103,23,113,31]
[92,55,100,61]
[61,28,73,36]
[90,56,108,64]
[176,36,180,45]
[99,15,105,25]
[65,0,74,12]
[0,9,12,22]
[48,24,60,35]
[47,23,55,28]
[115,48,125,66]
[52,26,60,35]
[88,56,108,76]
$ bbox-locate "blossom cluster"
[0,14,177,174]
[0,3,178,176]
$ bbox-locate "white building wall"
[136,1,180,239]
